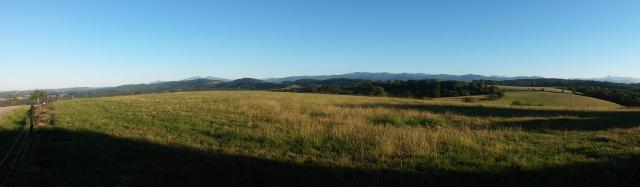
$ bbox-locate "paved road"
[0,106,22,119]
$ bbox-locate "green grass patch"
[486,91,621,108]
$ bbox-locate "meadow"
[2,91,640,186]
[436,88,621,109]
[496,85,569,93]
[483,91,620,108]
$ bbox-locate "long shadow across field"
[0,116,28,185]
[342,103,640,131]
[7,127,639,186]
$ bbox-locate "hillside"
[265,72,543,83]
[484,91,621,108]
[436,87,622,109]
[584,76,640,84]
[3,91,639,186]
[4,78,501,103]
[497,79,640,106]
[4,75,640,108]
[264,73,640,83]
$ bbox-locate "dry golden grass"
[436,90,621,109]
[47,91,640,169]
[4,91,638,185]
[483,91,621,108]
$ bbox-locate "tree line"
[59,78,503,100]
[7,78,638,107]
[0,90,50,107]
[280,79,503,99]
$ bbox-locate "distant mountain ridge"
[150,76,230,84]
[2,73,638,95]
[580,76,640,84]
[264,72,544,83]
[264,73,640,84]
[182,76,230,82]
[0,87,97,98]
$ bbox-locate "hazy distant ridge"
[264,72,544,83]
[580,76,640,84]
[2,73,638,95]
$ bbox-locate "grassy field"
[497,85,569,93]
[0,107,27,152]
[0,107,28,185]
[436,88,621,109]
[3,91,640,186]
[484,91,621,108]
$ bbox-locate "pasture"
[436,86,621,109]
[1,91,639,186]
[497,85,569,93]
[485,91,621,108]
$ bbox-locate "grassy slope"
[484,91,621,108]
[0,107,28,184]
[497,85,568,93]
[0,107,27,151]
[17,91,640,186]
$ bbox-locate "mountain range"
[150,76,230,84]
[263,72,545,83]
[1,73,638,96]
[181,76,230,82]
[580,76,640,84]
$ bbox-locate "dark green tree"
[30,90,47,104]
[372,86,386,96]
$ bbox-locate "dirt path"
[0,106,23,119]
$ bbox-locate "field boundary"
[0,104,48,186]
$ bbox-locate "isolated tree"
[30,90,47,104]
[372,86,386,96]
[432,82,441,98]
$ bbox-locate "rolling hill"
[484,91,621,108]
[264,72,543,83]
[583,76,640,84]
[2,91,639,186]
[3,74,640,108]
[437,86,622,109]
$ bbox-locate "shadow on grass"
[489,118,639,132]
[342,103,640,131]
[0,127,632,186]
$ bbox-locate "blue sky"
[1,0,639,91]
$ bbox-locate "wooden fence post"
[29,104,35,133]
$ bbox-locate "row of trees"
[8,79,505,104]
[8,78,638,107]
[0,90,49,107]
[54,78,505,100]
[575,86,640,107]
[282,79,503,99]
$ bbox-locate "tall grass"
[47,91,640,174]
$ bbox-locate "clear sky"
[1,0,639,91]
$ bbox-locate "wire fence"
[0,102,47,187]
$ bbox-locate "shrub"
[463,97,478,103]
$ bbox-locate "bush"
[463,97,478,103]
[511,101,544,106]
